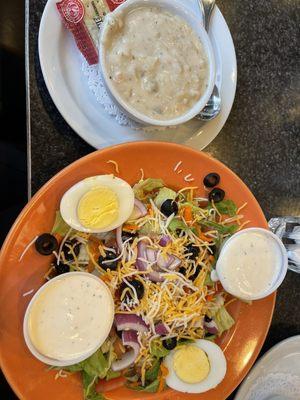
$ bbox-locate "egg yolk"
[77,186,119,229]
[173,345,210,384]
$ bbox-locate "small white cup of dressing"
[215,228,288,301]
[23,272,114,366]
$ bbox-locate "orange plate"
[0,142,275,400]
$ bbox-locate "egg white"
[60,175,134,233]
[164,339,227,393]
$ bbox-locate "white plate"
[235,335,300,399]
[39,0,237,150]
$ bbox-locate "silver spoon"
[195,0,221,121]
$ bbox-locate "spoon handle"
[198,0,216,32]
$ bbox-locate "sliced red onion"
[116,225,123,252]
[148,271,164,282]
[159,235,171,247]
[134,199,147,217]
[168,256,181,270]
[137,242,163,281]
[155,322,169,335]
[136,241,148,271]
[157,253,181,270]
[203,319,219,335]
[115,314,149,333]
[111,330,140,371]
[136,242,180,282]
[146,247,157,264]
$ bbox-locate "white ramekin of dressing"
[215,228,288,301]
[23,272,114,366]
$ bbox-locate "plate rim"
[38,0,237,150]
[0,141,275,400]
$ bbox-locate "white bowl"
[216,228,288,301]
[99,0,216,126]
[23,272,114,367]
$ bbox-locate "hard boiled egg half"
[164,339,227,393]
[60,175,134,233]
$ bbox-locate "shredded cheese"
[106,160,120,174]
[18,236,38,262]
[22,289,34,297]
[173,160,183,172]
[184,174,195,182]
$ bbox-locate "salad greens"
[127,379,160,393]
[60,345,115,400]
[168,218,188,232]
[154,187,177,208]
[51,211,71,236]
[133,178,164,200]
[207,199,238,217]
[41,176,243,398]
[214,306,235,336]
[150,339,170,358]
[200,220,238,235]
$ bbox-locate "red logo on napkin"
[60,0,84,23]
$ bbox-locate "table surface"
[8,0,300,398]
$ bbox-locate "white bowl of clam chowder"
[99,0,216,126]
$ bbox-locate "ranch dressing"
[27,274,114,361]
[216,230,283,300]
[102,6,208,120]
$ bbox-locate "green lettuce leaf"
[133,178,164,200]
[204,334,217,342]
[200,220,238,235]
[154,187,177,208]
[145,358,161,382]
[168,218,188,232]
[51,211,71,236]
[62,363,84,373]
[127,378,160,393]
[105,370,121,381]
[150,339,170,358]
[59,348,111,400]
[81,349,110,379]
[208,200,237,217]
[139,221,161,236]
[204,271,214,287]
[82,372,105,400]
[214,306,235,336]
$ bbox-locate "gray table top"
[25,0,300,399]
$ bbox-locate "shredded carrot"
[53,232,62,242]
[206,294,214,302]
[158,364,169,392]
[198,232,214,243]
[147,205,154,217]
[123,224,139,231]
[183,206,193,224]
[208,255,215,263]
[161,364,169,377]
[194,224,214,242]
[101,274,111,283]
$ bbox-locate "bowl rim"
[23,271,114,367]
[99,0,216,126]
